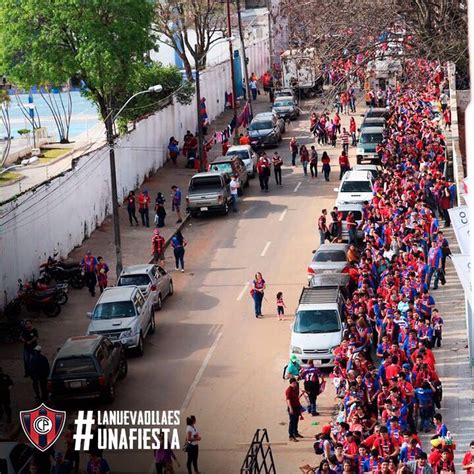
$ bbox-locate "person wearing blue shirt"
[426,242,442,290]
[415,382,435,432]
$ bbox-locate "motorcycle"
[22,279,69,306]
[40,256,84,289]
[5,281,61,318]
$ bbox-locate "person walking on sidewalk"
[96,257,109,294]
[286,377,303,442]
[138,190,151,227]
[251,272,266,318]
[171,230,187,272]
[300,145,310,176]
[81,251,98,297]
[249,76,258,101]
[339,150,351,180]
[310,146,318,178]
[0,367,13,424]
[185,416,201,474]
[318,209,329,245]
[290,137,298,167]
[272,151,283,185]
[154,192,167,228]
[350,117,357,146]
[126,191,139,226]
[151,229,166,267]
[341,127,350,154]
[171,185,183,223]
[257,155,271,192]
[321,151,331,181]
[230,175,240,212]
[168,136,179,166]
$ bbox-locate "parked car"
[86,286,154,356]
[335,170,375,206]
[48,335,127,403]
[289,286,345,367]
[0,443,34,474]
[226,144,258,177]
[272,97,299,120]
[356,126,385,164]
[256,111,286,134]
[209,156,249,193]
[337,203,364,242]
[117,264,173,311]
[248,114,282,149]
[352,164,381,180]
[274,88,298,104]
[307,243,349,282]
[309,273,352,300]
[186,171,232,216]
[364,107,390,119]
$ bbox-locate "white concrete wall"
[0,40,270,308]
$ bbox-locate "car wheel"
[168,280,174,296]
[244,178,249,188]
[149,313,156,334]
[118,357,128,379]
[136,333,144,357]
[189,210,199,218]
[222,203,229,216]
[156,294,162,311]
[103,383,115,403]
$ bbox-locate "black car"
[48,335,127,404]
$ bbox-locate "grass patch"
[0,171,22,184]
[39,148,70,162]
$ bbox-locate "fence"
[0,40,270,308]
[240,429,276,474]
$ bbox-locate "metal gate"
[240,429,277,473]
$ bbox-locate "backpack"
[313,440,324,455]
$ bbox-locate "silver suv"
[86,286,154,356]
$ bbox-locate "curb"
[0,174,26,188]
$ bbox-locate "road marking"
[181,332,223,411]
[261,241,271,257]
[293,181,301,193]
[237,282,250,301]
[279,209,287,222]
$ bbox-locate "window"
[249,121,272,131]
[189,176,222,190]
[313,250,347,262]
[274,100,293,107]
[227,150,249,162]
[359,132,383,144]
[211,163,233,174]
[157,266,167,276]
[340,181,373,193]
[92,302,136,320]
[53,357,97,376]
[134,293,144,314]
[9,444,33,474]
[118,274,151,287]
[294,310,340,334]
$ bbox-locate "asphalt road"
[1,98,361,473]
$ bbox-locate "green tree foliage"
[0,0,191,125]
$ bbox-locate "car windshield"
[118,274,150,287]
[211,163,233,174]
[274,100,293,107]
[227,150,248,161]
[313,250,347,262]
[53,357,97,376]
[294,309,340,333]
[359,133,383,144]
[340,181,373,193]
[92,301,136,320]
[190,176,222,190]
[249,121,272,131]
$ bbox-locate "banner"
[450,254,472,305]
[448,206,470,254]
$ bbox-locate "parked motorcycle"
[22,279,69,306]
[5,280,61,318]
[40,256,84,289]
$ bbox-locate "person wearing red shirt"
[285,378,302,442]
[239,134,250,145]
[138,190,151,227]
[342,431,359,460]
[222,139,230,155]
[462,442,474,474]
[350,117,357,146]
[339,150,351,180]
[372,426,399,459]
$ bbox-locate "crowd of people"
[282,60,469,474]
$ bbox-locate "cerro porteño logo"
[19,403,66,452]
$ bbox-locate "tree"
[0,90,11,168]
[39,85,73,144]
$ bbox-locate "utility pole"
[267,0,273,72]
[226,0,239,144]
[195,58,205,172]
[236,0,253,119]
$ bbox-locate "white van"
[335,170,374,206]
[289,286,345,367]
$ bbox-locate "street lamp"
[106,84,162,278]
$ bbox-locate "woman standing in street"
[321,151,331,181]
[171,230,187,272]
[338,150,350,180]
[186,416,201,474]
[251,272,266,318]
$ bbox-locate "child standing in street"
[276,292,286,321]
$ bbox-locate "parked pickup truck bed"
[186,171,232,216]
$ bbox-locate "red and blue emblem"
[19,403,66,452]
